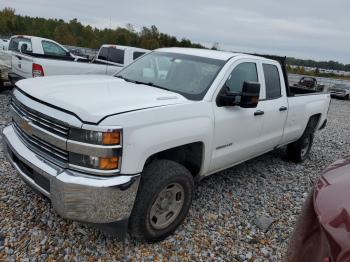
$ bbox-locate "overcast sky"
[1,0,349,63]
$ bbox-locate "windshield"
[116,51,226,100]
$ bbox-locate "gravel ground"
[0,92,349,261]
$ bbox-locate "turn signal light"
[102,132,120,145]
[99,156,119,170]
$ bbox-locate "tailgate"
[12,52,33,79]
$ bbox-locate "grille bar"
[12,98,69,137]
[13,122,68,163]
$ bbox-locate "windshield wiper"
[134,80,170,91]
[115,75,136,83]
[116,76,170,91]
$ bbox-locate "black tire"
[129,159,194,242]
[286,133,314,163]
[345,95,349,101]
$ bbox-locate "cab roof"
[156,47,273,62]
[100,44,149,52]
[11,35,56,43]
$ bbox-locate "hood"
[16,75,189,123]
[314,158,350,260]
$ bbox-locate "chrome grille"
[11,97,69,138]
[13,122,68,163]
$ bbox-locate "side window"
[133,51,145,60]
[263,64,281,99]
[98,47,125,64]
[108,48,125,64]
[225,62,258,93]
[97,47,108,61]
[42,40,67,57]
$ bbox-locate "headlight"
[68,126,122,174]
[69,153,120,170]
[69,127,121,145]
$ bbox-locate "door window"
[42,40,67,57]
[225,62,258,93]
[98,47,125,64]
[133,51,146,60]
[263,64,281,99]
[108,48,125,64]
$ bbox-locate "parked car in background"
[93,44,149,74]
[0,46,12,69]
[0,38,12,84]
[8,35,149,84]
[329,83,350,100]
[287,158,350,262]
[68,48,90,59]
[3,48,330,241]
[298,77,317,89]
[0,38,9,51]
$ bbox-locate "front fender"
[99,102,214,175]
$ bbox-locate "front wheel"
[287,133,314,163]
[129,160,194,242]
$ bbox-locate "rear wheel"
[287,133,314,163]
[345,95,349,101]
[129,159,194,242]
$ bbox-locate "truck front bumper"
[3,125,140,228]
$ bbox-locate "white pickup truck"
[3,48,330,241]
[8,35,149,84]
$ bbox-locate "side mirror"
[240,81,260,108]
[217,81,260,108]
[217,91,237,107]
[66,51,72,57]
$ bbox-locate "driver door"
[209,59,265,173]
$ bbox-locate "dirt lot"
[0,92,349,261]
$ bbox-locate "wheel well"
[304,114,321,136]
[144,142,204,178]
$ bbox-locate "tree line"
[0,7,349,72]
[286,57,350,72]
[286,65,350,79]
[0,8,204,50]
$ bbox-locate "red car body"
[287,158,350,262]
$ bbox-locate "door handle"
[279,106,288,111]
[254,110,264,116]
